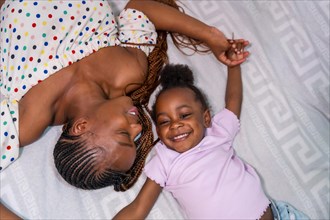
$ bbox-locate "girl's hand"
[225,39,250,66]
[206,27,249,67]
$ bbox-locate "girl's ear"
[203,109,211,128]
[71,118,88,135]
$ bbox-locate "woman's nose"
[131,123,143,139]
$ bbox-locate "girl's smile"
[155,87,211,153]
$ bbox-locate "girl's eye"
[158,120,169,126]
[180,113,191,119]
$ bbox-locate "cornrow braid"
[54,129,133,190]
[54,132,96,189]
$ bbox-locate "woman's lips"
[127,106,139,116]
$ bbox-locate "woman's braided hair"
[53,0,211,191]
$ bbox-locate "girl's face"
[85,96,142,171]
[155,88,211,153]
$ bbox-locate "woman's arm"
[113,178,162,219]
[125,0,247,67]
[125,0,221,43]
[0,0,5,8]
[0,203,21,220]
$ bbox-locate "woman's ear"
[203,109,211,128]
[71,118,88,135]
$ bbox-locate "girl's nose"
[170,120,183,129]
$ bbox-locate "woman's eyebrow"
[117,141,134,148]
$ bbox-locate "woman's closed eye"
[117,130,134,147]
[123,131,131,138]
[118,130,131,140]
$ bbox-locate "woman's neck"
[53,62,112,124]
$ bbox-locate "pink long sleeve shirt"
[144,109,270,219]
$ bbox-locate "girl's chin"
[170,145,193,153]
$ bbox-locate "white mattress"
[1,1,329,219]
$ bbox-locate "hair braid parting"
[117,0,211,191]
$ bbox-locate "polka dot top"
[0,0,157,171]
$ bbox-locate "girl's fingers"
[227,39,234,44]
[236,43,242,54]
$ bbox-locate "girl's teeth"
[174,133,188,140]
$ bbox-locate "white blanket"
[1,1,329,219]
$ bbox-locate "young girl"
[113,45,310,219]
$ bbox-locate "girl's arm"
[225,65,242,118]
[225,41,249,118]
[113,178,162,219]
[125,0,247,67]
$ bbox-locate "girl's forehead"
[157,87,199,108]
[160,87,193,98]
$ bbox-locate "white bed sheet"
[1,1,329,219]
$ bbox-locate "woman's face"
[87,96,142,171]
[155,88,211,153]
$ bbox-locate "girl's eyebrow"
[156,104,192,118]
